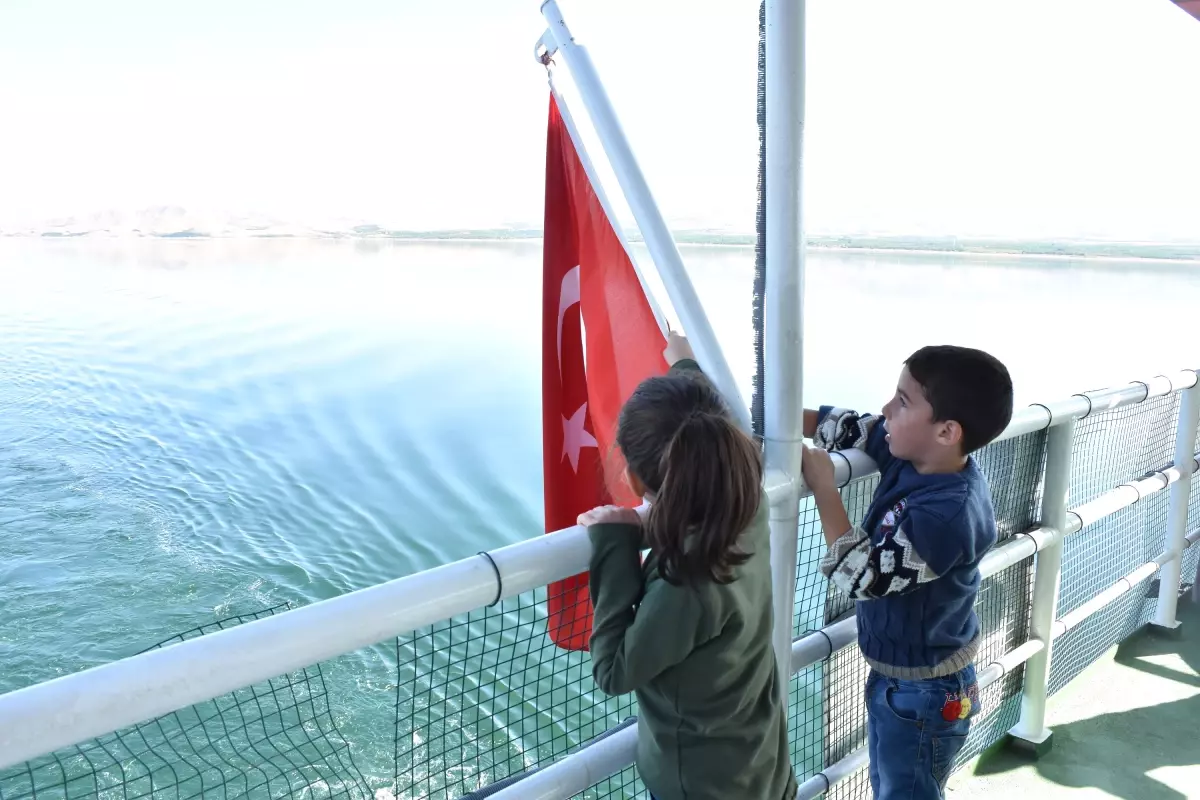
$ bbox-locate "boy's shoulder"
[898,462,996,553]
[897,463,992,524]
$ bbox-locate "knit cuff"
[820,526,870,584]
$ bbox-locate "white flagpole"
[537,1,752,434]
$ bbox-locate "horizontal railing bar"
[831,371,1198,489]
[487,722,638,800]
[471,717,639,800]
[1053,527,1200,638]
[1067,454,1200,533]
[999,370,1197,442]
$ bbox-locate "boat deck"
[948,597,1200,800]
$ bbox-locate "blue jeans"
[866,664,978,799]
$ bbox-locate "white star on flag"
[562,402,599,473]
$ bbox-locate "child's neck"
[912,451,969,476]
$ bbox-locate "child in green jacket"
[579,333,797,800]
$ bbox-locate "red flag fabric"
[542,92,668,651]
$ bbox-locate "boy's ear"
[936,420,964,449]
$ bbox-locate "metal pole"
[763,0,806,704]
[1009,419,1074,757]
[538,0,751,433]
[1153,375,1200,630]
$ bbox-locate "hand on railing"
[578,505,643,527]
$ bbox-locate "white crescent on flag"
[556,265,581,375]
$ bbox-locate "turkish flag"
[542,93,668,650]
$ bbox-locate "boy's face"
[880,366,962,461]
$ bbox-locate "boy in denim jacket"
[801,345,1013,799]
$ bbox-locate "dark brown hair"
[616,370,762,585]
[905,345,1014,454]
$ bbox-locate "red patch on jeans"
[942,684,980,721]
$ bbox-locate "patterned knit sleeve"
[819,510,964,599]
[813,406,893,471]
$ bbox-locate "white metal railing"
[2,369,1196,788]
[487,434,1200,800]
[0,366,1189,771]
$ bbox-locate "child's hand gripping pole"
[802,444,854,548]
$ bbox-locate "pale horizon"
[1,0,1198,241]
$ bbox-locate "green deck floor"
[947,599,1200,800]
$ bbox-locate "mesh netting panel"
[974,431,1047,541]
[827,770,872,800]
[579,767,644,800]
[0,605,371,800]
[784,478,874,787]
[1056,491,1171,619]
[956,560,1031,764]
[1068,393,1180,507]
[1182,540,1200,596]
[788,667,823,780]
[392,585,635,799]
[821,644,868,800]
[1042,394,1182,698]
[1047,572,1158,695]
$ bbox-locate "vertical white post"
[763,0,806,703]
[538,0,750,433]
[1009,419,1073,757]
[1153,377,1200,630]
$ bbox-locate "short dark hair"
[616,371,762,585]
[905,345,1013,455]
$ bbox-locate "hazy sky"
[0,0,1197,238]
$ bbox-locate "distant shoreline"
[6,228,1198,263]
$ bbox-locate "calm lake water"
[0,238,1197,792]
